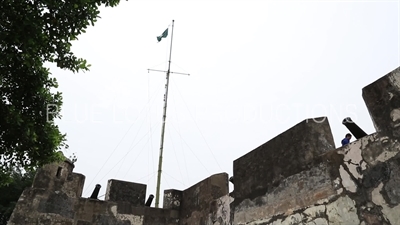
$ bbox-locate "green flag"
[157,28,168,42]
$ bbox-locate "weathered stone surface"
[306,218,328,225]
[235,127,400,224]
[142,207,179,225]
[362,66,400,136]
[303,205,326,222]
[179,173,229,225]
[359,205,388,225]
[7,159,180,225]
[339,165,357,193]
[382,156,400,206]
[233,117,335,207]
[75,199,112,222]
[234,162,339,224]
[208,195,233,225]
[232,102,400,225]
[38,191,75,218]
[163,189,182,210]
[64,172,86,198]
[259,196,359,225]
[326,196,359,225]
[32,159,75,191]
[372,182,400,225]
[105,179,146,207]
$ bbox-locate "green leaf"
[0,0,121,183]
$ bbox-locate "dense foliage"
[0,0,120,185]
[0,168,35,225]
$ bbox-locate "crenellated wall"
[8,66,400,225]
[230,66,400,225]
[231,131,400,224]
[7,159,182,225]
[7,158,228,225]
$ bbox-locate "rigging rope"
[115,107,152,177]
[96,122,159,185]
[169,122,210,174]
[123,134,152,179]
[172,78,223,170]
[167,125,186,186]
[83,78,165,196]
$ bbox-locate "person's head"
[345,133,352,140]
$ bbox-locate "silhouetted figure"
[89,184,101,199]
[341,133,352,146]
[145,194,154,207]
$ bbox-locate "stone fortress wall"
[8,66,400,225]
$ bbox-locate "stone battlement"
[8,157,229,224]
[8,66,400,225]
[233,117,335,205]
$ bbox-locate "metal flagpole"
[148,20,189,208]
[154,20,174,208]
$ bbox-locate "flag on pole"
[157,28,168,42]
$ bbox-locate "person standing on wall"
[341,133,352,146]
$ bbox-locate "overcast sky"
[49,0,399,206]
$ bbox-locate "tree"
[0,0,121,185]
[0,168,35,225]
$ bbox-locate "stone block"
[233,117,335,206]
[179,173,229,224]
[105,179,146,207]
[163,189,182,210]
[64,172,85,198]
[362,66,400,137]
[32,160,75,190]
